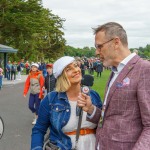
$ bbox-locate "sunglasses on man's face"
[95,38,114,50]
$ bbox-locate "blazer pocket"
[112,133,139,142]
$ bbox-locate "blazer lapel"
[103,72,114,101]
[105,55,140,110]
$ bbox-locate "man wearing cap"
[23,63,45,125]
[43,64,56,94]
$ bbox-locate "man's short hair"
[93,22,128,47]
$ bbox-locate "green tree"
[0,0,66,62]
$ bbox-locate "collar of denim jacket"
[58,92,68,100]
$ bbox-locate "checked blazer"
[88,55,150,150]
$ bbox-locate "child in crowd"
[43,64,56,94]
[23,63,44,125]
[0,68,3,90]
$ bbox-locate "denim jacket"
[31,90,102,150]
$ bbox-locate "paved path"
[0,76,33,150]
[2,75,28,86]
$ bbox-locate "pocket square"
[116,77,130,88]
[122,77,130,86]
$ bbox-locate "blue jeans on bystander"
[0,75,2,90]
[28,93,41,115]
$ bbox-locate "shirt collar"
[111,53,136,74]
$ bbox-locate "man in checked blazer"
[77,22,150,150]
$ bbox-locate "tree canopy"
[0,0,149,62]
[0,0,66,62]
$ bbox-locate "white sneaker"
[32,118,37,125]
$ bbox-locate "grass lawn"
[87,69,111,102]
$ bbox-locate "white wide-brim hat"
[31,63,39,68]
[53,56,75,79]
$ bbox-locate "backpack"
[11,65,16,71]
[29,73,41,94]
[17,65,21,71]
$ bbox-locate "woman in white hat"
[31,56,102,150]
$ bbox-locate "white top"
[103,52,136,106]
[62,101,97,150]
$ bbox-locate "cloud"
[42,0,150,48]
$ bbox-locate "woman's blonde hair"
[55,70,71,92]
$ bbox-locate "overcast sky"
[42,0,150,49]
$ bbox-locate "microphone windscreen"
[81,74,94,86]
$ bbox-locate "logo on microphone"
[82,86,89,94]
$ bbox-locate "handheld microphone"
[81,74,94,87]
[81,74,94,95]
[76,74,94,116]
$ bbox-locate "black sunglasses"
[95,38,114,50]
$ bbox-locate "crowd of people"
[0,56,104,90]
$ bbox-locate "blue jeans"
[0,75,2,89]
[28,93,41,115]
[7,71,11,80]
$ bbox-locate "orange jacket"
[23,70,45,99]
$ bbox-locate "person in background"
[20,59,25,73]
[17,62,21,80]
[75,58,85,77]
[40,62,47,78]
[43,63,56,94]
[11,61,17,81]
[31,56,102,150]
[23,63,44,125]
[6,61,11,80]
[84,57,89,70]
[25,61,30,75]
[89,59,94,75]
[80,60,85,77]
[0,68,3,90]
[77,22,150,150]
[96,60,103,78]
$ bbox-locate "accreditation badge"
[99,105,106,128]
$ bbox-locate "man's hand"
[77,93,94,115]
[23,94,26,98]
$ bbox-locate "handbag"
[43,139,60,150]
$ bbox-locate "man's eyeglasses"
[95,38,114,50]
